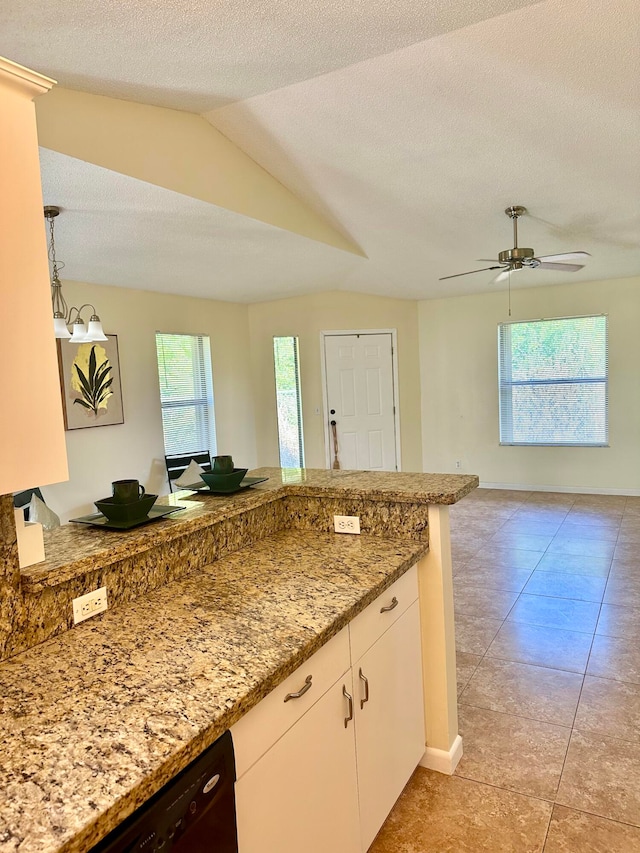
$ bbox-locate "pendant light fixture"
[45,205,108,342]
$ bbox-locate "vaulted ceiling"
[3,0,639,301]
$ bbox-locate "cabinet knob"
[343,684,354,728]
[284,674,313,702]
[380,596,399,614]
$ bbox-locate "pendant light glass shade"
[86,316,108,342]
[53,316,72,339]
[69,320,88,343]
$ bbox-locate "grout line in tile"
[448,771,557,807]
[571,724,640,748]
[546,803,640,832]
[458,699,574,731]
[540,804,555,852]
[482,650,587,676]
[453,764,559,803]
[454,487,640,832]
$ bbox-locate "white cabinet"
[353,600,425,849]
[232,566,425,853]
[235,672,361,853]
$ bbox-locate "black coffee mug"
[212,455,234,473]
[112,479,145,503]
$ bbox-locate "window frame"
[155,332,217,457]
[273,335,305,469]
[497,314,609,448]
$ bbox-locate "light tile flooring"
[371,488,640,852]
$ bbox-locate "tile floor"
[371,488,640,852]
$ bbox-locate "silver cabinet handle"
[359,668,369,710]
[343,684,353,728]
[284,674,312,702]
[380,596,398,613]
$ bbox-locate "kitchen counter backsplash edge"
[0,469,477,663]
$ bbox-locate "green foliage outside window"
[499,316,608,446]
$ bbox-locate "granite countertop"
[21,468,477,592]
[266,467,478,504]
[0,527,428,853]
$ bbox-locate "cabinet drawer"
[349,565,418,663]
[232,626,350,779]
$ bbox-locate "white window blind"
[498,315,608,446]
[155,333,217,456]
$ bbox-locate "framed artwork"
[57,334,124,430]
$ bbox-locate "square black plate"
[69,505,185,530]
[193,476,269,495]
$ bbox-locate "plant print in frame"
[57,334,124,429]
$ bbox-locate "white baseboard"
[480,481,640,497]
[419,735,463,775]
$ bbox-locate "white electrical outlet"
[455,460,462,470]
[334,515,361,534]
[72,587,108,625]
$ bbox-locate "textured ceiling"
[2,0,541,111]
[207,0,640,299]
[39,151,362,303]
[16,0,640,302]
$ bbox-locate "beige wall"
[39,270,637,521]
[248,291,422,472]
[43,281,256,521]
[36,88,362,255]
[419,275,640,493]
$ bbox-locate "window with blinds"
[155,333,217,456]
[498,315,608,446]
[273,336,305,468]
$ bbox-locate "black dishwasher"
[90,730,238,853]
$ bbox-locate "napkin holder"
[14,508,45,568]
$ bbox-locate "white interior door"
[323,333,398,471]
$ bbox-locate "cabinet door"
[235,673,361,853]
[354,600,425,850]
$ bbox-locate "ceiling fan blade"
[439,266,502,281]
[537,262,585,272]
[537,251,591,263]
[491,268,519,285]
[477,259,500,263]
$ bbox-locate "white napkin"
[174,459,206,488]
[28,494,61,530]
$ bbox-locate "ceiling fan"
[439,205,590,284]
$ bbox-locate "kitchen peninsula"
[0,468,477,852]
